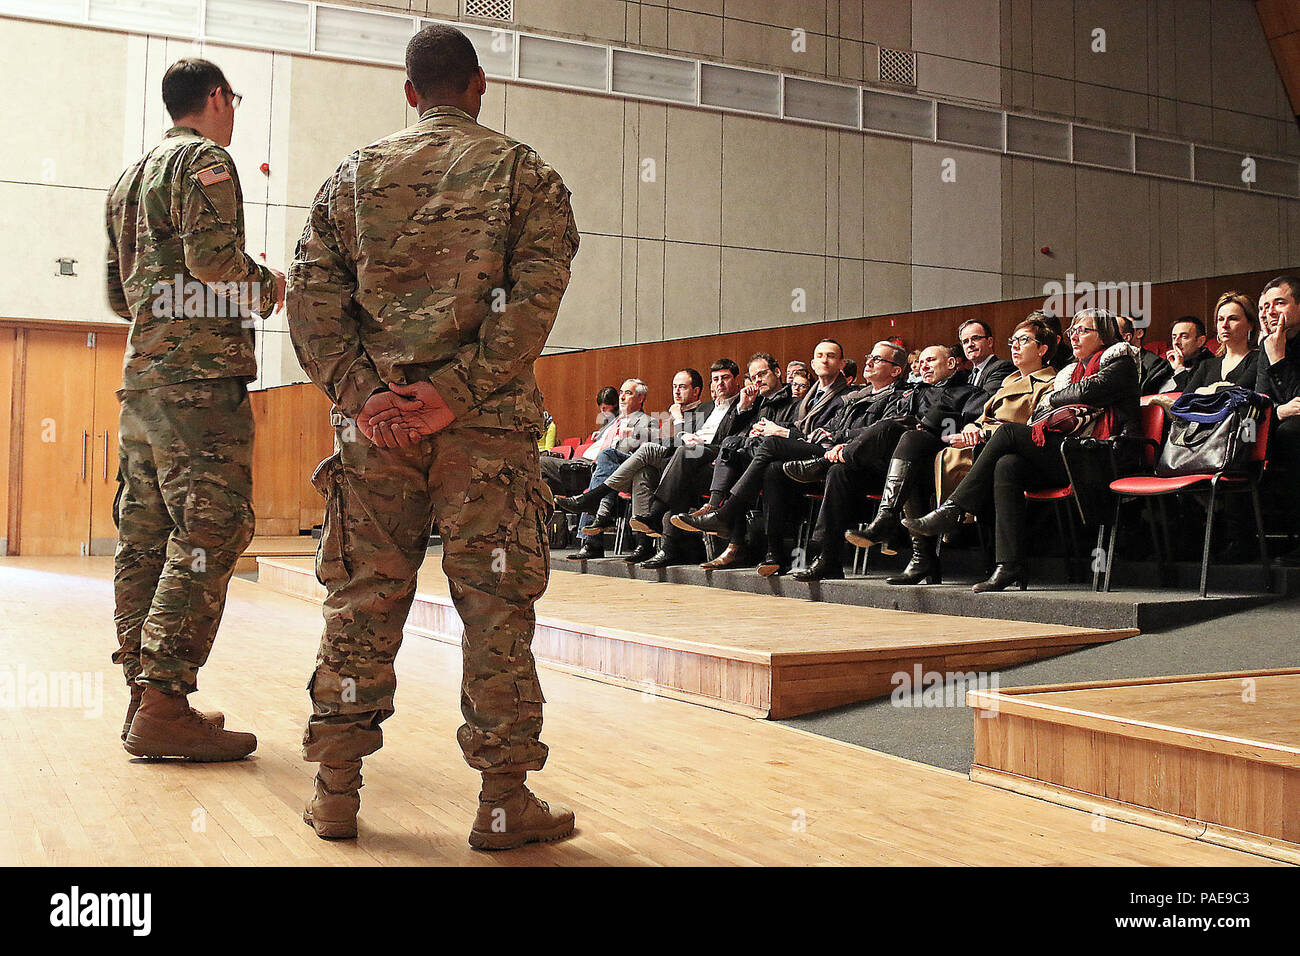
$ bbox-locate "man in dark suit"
[638,354,790,568]
[786,343,989,580]
[960,319,1015,394]
[1158,316,1215,392]
[1258,276,1300,564]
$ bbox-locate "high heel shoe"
[972,563,1028,593]
[902,499,965,538]
[885,535,942,585]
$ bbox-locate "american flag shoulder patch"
[196,163,231,187]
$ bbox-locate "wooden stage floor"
[0,556,1278,866]
[969,671,1300,863]
[260,556,1136,719]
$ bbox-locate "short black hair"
[1264,275,1300,303]
[710,358,740,377]
[747,352,779,373]
[1173,315,1206,338]
[677,368,704,393]
[959,318,993,338]
[406,24,480,99]
[162,58,231,121]
[596,386,618,406]
[842,358,857,381]
[814,338,844,359]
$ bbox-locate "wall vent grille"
[879,47,916,87]
[465,0,513,22]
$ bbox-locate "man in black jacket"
[676,342,903,573]
[960,319,1015,394]
[1159,316,1214,392]
[1258,276,1300,564]
[1118,315,1173,395]
[786,343,988,580]
[638,354,790,568]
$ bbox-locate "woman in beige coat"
[934,314,1059,503]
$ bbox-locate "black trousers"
[653,443,721,540]
[947,422,1068,564]
[1269,416,1300,531]
[712,436,828,549]
[809,420,909,565]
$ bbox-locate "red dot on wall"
[1040,246,1052,255]
[260,162,270,175]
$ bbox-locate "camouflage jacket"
[106,126,276,389]
[287,105,580,433]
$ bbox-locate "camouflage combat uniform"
[106,126,277,695]
[288,105,579,774]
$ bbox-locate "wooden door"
[17,330,97,554]
[89,333,127,555]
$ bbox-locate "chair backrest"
[1249,405,1272,465]
[554,445,574,459]
[1138,402,1165,469]
[575,441,594,458]
[560,436,581,448]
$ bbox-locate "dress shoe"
[629,515,662,537]
[756,551,788,577]
[565,542,604,560]
[885,535,942,585]
[972,563,1029,593]
[793,555,844,581]
[701,542,748,570]
[555,495,585,515]
[783,458,830,484]
[903,499,966,538]
[671,509,731,536]
[623,540,657,564]
[639,548,681,569]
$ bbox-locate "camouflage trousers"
[301,423,553,775]
[112,378,255,695]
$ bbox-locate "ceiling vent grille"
[879,47,916,87]
[465,0,513,22]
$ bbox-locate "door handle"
[103,431,109,480]
[81,430,88,480]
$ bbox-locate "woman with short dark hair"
[905,308,1140,592]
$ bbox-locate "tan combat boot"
[122,684,223,741]
[302,761,362,840]
[468,772,576,851]
[123,687,255,761]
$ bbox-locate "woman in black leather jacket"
[904,308,1140,592]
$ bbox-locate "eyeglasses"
[959,334,989,346]
[1008,334,1039,347]
[864,355,901,367]
[1067,325,1098,339]
[215,87,242,109]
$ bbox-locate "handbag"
[1027,403,1102,441]
[1155,385,1266,478]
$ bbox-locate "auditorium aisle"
[0,558,1278,866]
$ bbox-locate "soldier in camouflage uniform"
[288,25,580,849]
[105,59,285,761]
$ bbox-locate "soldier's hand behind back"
[270,268,287,313]
[387,381,456,437]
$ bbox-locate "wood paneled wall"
[1257,1,1300,118]
[0,328,15,547]
[535,268,1294,440]
[249,383,334,536]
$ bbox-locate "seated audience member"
[544,379,652,556]
[1117,315,1173,395]
[593,385,618,431]
[1183,291,1260,391]
[921,316,1059,567]
[788,364,812,401]
[959,319,1015,394]
[1257,275,1300,565]
[538,409,557,451]
[906,350,923,383]
[842,358,858,386]
[784,343,987,582]
[1037,312,1074,370]
[1158,315,1214,391]
[559,367,709,563]
[680,342,908,573]
[906,308,1140,592]
[637,355,790,568]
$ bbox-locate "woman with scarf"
[904,308,1140,592]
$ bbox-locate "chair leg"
[1199,482,1218,598]
[1103,497,1121,592]
[1250,480,1272,593]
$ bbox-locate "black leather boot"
[565,540,605,560]
[972,563,1029,593]
[902,499,965,538]
[623,535,656,564]
[844,458,912,550]
[886,535,942,585]
[793,553,844,581]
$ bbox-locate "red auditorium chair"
[1103,404,1272,598]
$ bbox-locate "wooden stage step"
[968,669,1300,864]
[234,535,317,574]
[258,556,1137,720]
